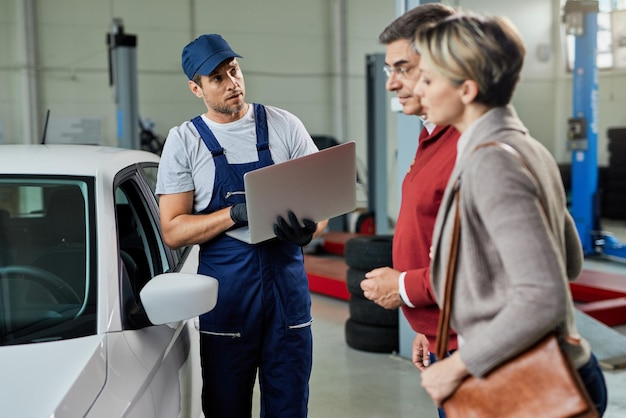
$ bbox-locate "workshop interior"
[1,0,626,417]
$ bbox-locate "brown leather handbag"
[434,142,598,418]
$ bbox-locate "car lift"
[106,18,140,150]
[563,0,626,329]
[564,0,626,260]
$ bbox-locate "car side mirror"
[140,272,218,325]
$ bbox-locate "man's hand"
[230,203,248,225]
[411,333,430,371]
[274,210,317,246]
[360,267,404,309]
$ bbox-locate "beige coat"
[430,105,590,378]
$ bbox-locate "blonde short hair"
[413,12,526,107]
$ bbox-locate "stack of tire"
[604,128,626,220]
[343,235,398,353]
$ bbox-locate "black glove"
[230,203,248,225]
[273,210,317,246]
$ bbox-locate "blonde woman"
[412,13,607,415]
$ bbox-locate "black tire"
[346,267,367,297]
[349,294,399,327]
[344,235,393,271]
[608,142,626,154]
[344,318,399,353]
[607,127,626,141]
[603,205,626,220]
[604,183,626,193]
[355,211,375,235]
[605,165,626,176]
[604,193,626,206]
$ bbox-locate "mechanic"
[155,33,327,418]
[358,6,460,417]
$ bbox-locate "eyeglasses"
[383,65,413,79]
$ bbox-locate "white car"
[0,145,217,417]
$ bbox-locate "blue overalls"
[191,104,312,418]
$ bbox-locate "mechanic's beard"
[213,92,245,115]
[214,103,244,115]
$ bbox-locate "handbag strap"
[434,141,545,360]
[435,180,462,360]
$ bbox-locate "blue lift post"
[563,0,626,259]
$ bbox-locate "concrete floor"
[252,262,626,417]
[253,292,439,417]
[291,292,626,418]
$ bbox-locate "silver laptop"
[226,141,357,244]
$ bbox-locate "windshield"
[0,177,97,345]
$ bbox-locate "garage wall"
[453,0,626,166]
[1,0,626,207]
[0,0,393,149]
[453,0,563,155]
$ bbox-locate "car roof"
[0,144,160,176]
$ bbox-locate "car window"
[139,164,158,199]
[115,175,171,329]
[0,177,97,346]
[138,162,188,265]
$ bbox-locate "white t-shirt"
[156,104,318,213]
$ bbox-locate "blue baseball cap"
[182,34,242,80]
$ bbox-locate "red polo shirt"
[394,124,460,350]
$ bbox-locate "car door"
[112,164,199,418]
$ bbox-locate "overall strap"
[191,115,226,159]
[253,103,272,163]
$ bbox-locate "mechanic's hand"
[411,333,430,371]
[274,210,317,246]
[230,203,248,225]
[360,267,404,309]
